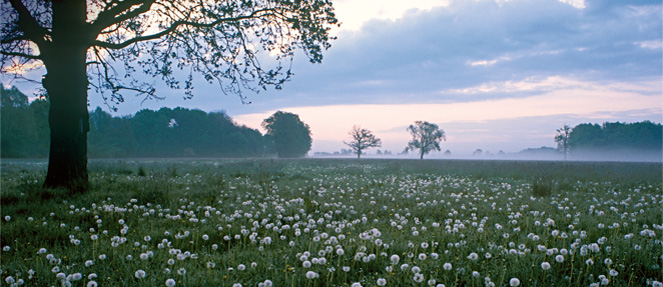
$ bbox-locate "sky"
[3,0,662,156]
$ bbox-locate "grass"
[1,158,661,287]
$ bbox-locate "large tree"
[405,121,446,160]
[261,110,311,158]
[344,125,381,159]
[1,0,337,190]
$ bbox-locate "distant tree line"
[567,121,661,158]
[88,107,267,158]
[2,86,312,158]
[1,86,49,158]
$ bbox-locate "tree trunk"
[420,150,424,160]
[42,0,90,191]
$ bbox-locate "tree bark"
[42,0,90,191]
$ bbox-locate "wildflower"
[303,261,312,268]
[306,271,319,279]
[87,281,98,287]
[4,215,10,221]
[468,252,478,261]
[342,266,350,272]
[609,269,618,276]
[207,262,216,268]
[5,276,15,284]
[72,273,82,281]
[604,258,613,266]
[39,248,47,254]
[177,268,186,276]
[510,278,520,286]
[555,255,564,263]
[238,264,246,271]
[377,278,387,286]
[414,273,425,283]
[202,234,209,240]
[541,262,551,270]
[351,283,362,287]
[419,253,427,260]
[586,259,594,265]
[472,271,480,278]
[443,263,452,270]
[390,254,400,264]
[99,254,106,260]
[165,278,176,287]
[135,270,146,279]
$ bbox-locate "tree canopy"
[1,0,339,105]
[343,125,381,158]
[405,121,446,160]
[261,111,311,158]
[1,0,338,190]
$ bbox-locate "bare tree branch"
[93,8,281,50]
[0,50,41,60]
[91,0,155,35]
[7,0,48,48]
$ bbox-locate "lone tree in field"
[344,125,381,158]
[262,111,312,158]
[405,121,446,160]
[555,124,571,160]
[1,0,338,190]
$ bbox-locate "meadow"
[1,159,661,287]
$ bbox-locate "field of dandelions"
[1,159,661,287]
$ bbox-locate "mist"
[311,149,663,162]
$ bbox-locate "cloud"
[218,0,659,113]
[4,0,659,117]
